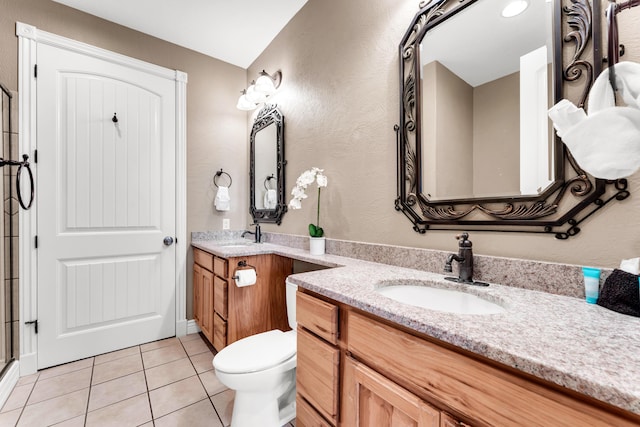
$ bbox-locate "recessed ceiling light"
[502,0,529,18]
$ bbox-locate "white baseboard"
[187,319,201,335]
[176,319,188,337]
[19,353,37,376]
[0,361,20,409]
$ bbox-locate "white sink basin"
[376,284,505,315]
[216,241,254,248]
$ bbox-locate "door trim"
[17,22,188,375]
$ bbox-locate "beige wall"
[0,0,249,320]
[428,61,473,199]
[250,0,640,268]
[473,71,520,197]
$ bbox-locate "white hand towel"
[548,61,640,179]
[264,189,277,209]
[214,186,230,211]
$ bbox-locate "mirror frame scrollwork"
[395,0,629,239]
[249,104,287,225]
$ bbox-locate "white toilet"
[213,279,298,427]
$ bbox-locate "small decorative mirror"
[250,104,287,224]
[395,0,629,238]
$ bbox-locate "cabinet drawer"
[347,312,636,427]
[297,328,340,424]
[193,248,213,271]
[214,276,228,319]
[213,257,228,278]
[213,313,227,351]
[297,395,333,427]
[297,292,339,345]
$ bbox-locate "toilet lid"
[213,329,296,374]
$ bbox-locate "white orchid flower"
[316,173,328,188]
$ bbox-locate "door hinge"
[35,235,38,249]
[25,320,38,334]
[34,149,38,163]
[34,64,37,78]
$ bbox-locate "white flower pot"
[309,237,326,255]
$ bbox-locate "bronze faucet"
[444,232,488,286]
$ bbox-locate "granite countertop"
[191,238,640,415]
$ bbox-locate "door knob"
[163,236,174,246]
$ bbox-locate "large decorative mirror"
[396,0,629,238]
[250,104,287,224]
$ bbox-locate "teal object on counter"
[582,267,601,304]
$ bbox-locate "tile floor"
[0,333,297,427]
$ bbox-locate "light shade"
[245,84,267,104]
[255,74,277,96]
[501,0,528,17]
[236,92,257,111]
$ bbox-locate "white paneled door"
[36,43,177,369]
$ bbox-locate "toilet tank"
[285,278,298,331]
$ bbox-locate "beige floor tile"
[290,420,297,427]
[52,415,85,426]
[0,408,21,427]
[198,370,228,396]
[179,333,204,343]
[15,373,39,387]
[140,337,180,353]
[145,357,196,391]
[94,345,140,366]
[1,382,34,412]
[85,393,151,427]
[189,351,215,374]
[154,398,222,427]
[18,388,89,426]
[28,367,92,405]
[211,389,234,427]
[37,358,94,381]
[182,337,210,356]
[149,375,207,419]
[88,371,147,412]
[141,343,187,369]
[139,423,153,427]
[92,353,143,385]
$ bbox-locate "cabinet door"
[200,268,214,342]
[297,328,340,424]
[193,263,202,325]
[345,357,440,427]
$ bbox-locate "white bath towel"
[264,189,277,209]
[214,186,230,211]
[548,61,640,179]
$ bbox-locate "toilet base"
[230,383,296,427]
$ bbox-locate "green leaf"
[308,224,324,237]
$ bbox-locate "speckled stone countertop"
[191,236,640,415]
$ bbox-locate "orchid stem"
[316,187,321,229]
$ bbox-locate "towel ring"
[213,169,232,188]
[264,174,276,190]
[606,1,620,92]
[606,0,639,92]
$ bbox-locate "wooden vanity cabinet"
[193,249,215,342]
[296,292,341,426]
[192,248,293,351]
[296,290,640,427]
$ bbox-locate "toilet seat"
[214,329,296,374]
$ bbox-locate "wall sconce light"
[236,70,282,111]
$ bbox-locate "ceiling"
[52,0,309,69]
[420,0,553,87]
